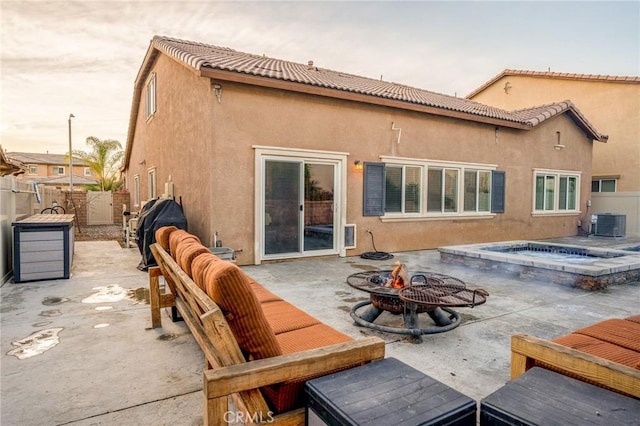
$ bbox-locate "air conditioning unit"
[593,213,626,237]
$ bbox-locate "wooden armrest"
[511,333,640,397]
[204,337,385,399]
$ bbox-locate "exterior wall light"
[354,160,363,171]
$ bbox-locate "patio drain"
[158,333,179,341]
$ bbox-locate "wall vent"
[344,224,356,249]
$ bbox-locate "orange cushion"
[261,300,321,334]
[203,261,281,361]
[155,226,178,251]
[573,319,640,352]
[177,243,211,277]
[249,280,283,304]
[191,253,220,291]
[553,333,640,369]
[169,230,201,259]
[625,315,640,324]
[263,324,353,413]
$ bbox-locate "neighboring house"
[7,152,97,189]
[123,36,606,265]
[467,69,640,237]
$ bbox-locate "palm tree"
[70,136,124,191]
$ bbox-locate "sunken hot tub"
[438,241,640,290]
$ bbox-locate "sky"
[1,1,638,155]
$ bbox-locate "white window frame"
[84,167,92,176]
[592,178,617,193]
[28,165,38,175]
[385,165,422,215]
[145,73,157,120]
[133,174,140,207]
[148,167,157,199]
[532,168,581,215]
[380,156,497,221]
[52,166,65,175]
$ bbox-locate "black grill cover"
[136,198,187,270]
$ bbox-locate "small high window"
[591,178,616,193]
[28,165,38,174]
[145,73,157,120]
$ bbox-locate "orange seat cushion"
[263,324,354,413]
[248,280,283,304]
[191,253,220,291]
[177,243,210,278]
[261,300,321,334]
[553,333,640,369]
[169,230,201,259]
[203,260,282,361]
[572,318,640,353]
[625,315,640,324]
[155,226,178,251]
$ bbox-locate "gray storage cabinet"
[13,214,75,283]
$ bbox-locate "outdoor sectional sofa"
[510,315,640,398]
[148,226,386,425]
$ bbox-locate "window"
[464,170,491,212]
[133,175,140,207]
[363,158,501,218]
[148,168,157,199]
[145,73,157,120]
[385,165,421,213]
[28,165,38,174]
[52,166,64,175]
[533,170,580,213]
[84,167,92,176]
[591,178,616,193]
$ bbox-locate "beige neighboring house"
[123,36,607,265]
[467,70,640,237]
[7,152,98,189]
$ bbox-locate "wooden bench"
[510,318,640,398]
[148,227,385,426]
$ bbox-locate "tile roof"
[466,69,640,99]
[150,36,534,126]
[1,146,26,176]
[7,152,85,165]
[124,36,608,169]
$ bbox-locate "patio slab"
[1,237,639,425]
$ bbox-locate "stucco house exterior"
[123,36,606,265]
[467,70,640,236]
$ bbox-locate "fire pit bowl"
[346,270,488,340]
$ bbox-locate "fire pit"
[346,266,488,340]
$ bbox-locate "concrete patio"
[1,236,639,425]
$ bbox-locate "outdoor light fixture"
[213,83,223,103]
[68,113,75,192]
[354,160,363,171]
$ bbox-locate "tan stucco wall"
[469,76,640,192]
[126,57,596,264]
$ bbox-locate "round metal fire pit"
[346,270,481,338]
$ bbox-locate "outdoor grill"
[347,269,488,341]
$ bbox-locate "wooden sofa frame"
[148,243,386,425]
[511,333,640,398]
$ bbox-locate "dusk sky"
[1,1,638,155]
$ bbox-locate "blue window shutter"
[491,171,505,213]
[363,162,385,216]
